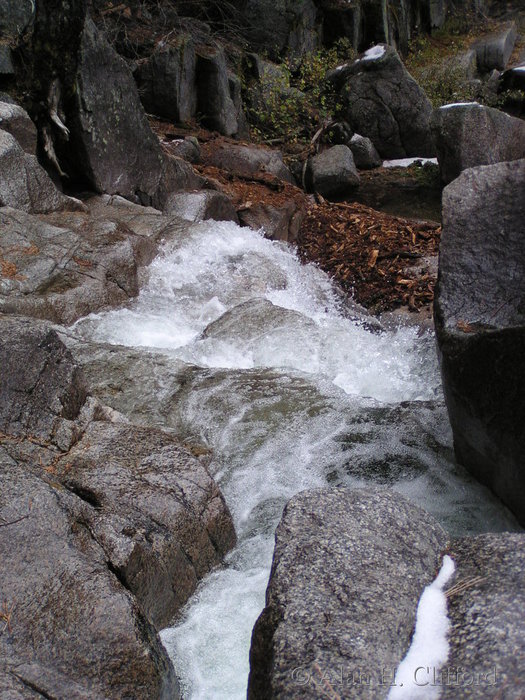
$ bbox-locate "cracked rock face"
[0,196,192,325]
[55,421,236,629]
[0,458,180,700]
[340,44,435,159]
[248,487,448,699]
[0,315,237,696]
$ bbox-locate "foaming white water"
[74,219,519,699]
[75,220,439,403]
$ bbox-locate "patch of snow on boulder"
[388,555,456,699]
[382,157,438,168]
[358,45,386,62]
[440,102,480,110]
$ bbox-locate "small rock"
[349,133,382,169]
[306,144,360,197]
[238,200,305,242]
[168,136,200,163]
[0,100,37,154]
[203,142,293,183]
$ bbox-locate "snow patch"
[440,102,480,110]
[388,555,456,699]
[357,45,386,62]
[382,157,438,168]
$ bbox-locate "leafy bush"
[244,38,354,145]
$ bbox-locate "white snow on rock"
[387,555,456,700]
[439,102,480,110]
[357,45,386,62]
[382,157,438,168]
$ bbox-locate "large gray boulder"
[306,145,360,197]
[55,421,236,629]
[135,37,197,122]
[0,314,237,694]
[0,101,37,154]
[443,533,525,699]
[431,102,525,183]
[0,459,179,700]
[196,46,238,137]
[202,141,293,183]
[0,316,180,698]
[474,22,517,73]
[339,44,435,159]
[248,487,449,699]
[434,159,525,525]
[0,130,80,213]
[238,0,319,60]
[30,7,201,206]
[71,20,201,203]
[0,202,173,324]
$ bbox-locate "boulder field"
[0,0,524,696]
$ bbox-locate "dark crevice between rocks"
[67,483,102,509]
[106,559,130,592]
[15,672,55,700]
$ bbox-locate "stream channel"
[73,219,519,699]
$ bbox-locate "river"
[74,218,519,699]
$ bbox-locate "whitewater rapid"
[73,219,518,699]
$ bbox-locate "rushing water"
[74,219,519,700]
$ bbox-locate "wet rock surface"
[435,159,525,525]
[443,533,525,699]
[164,189,239,223]
[238,199,305,242]
[248,487,449,699]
